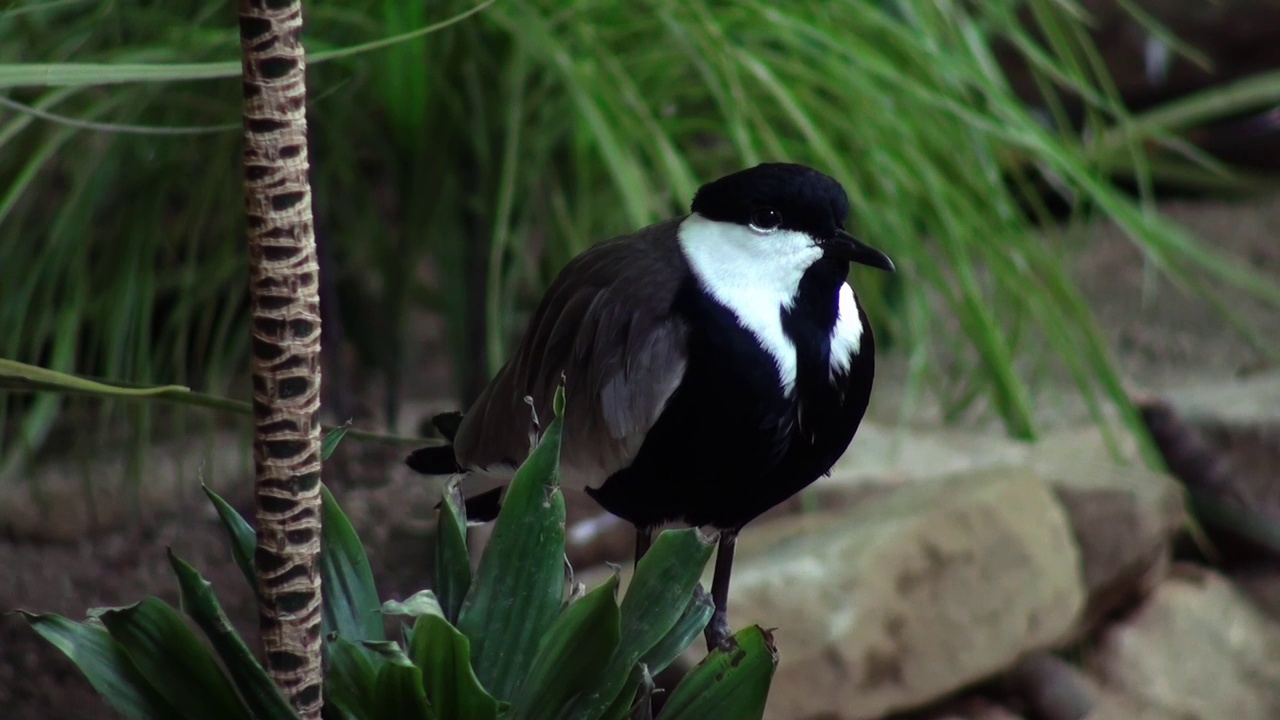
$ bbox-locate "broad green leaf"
[322,422,351,461]
[168,551,297,720]
[657,626,777,720]
[369,646,436,720]
[638,588,713,677]
[321,484,385,643]
[456,387,568,700]
[95,598,251,720]
[202,485,256,594]
[325,635,380,719]
[563,528,716,719]
[513,573,622,719]
[22,612,181,720]
[381,590,446,619]
[599,683,637,720]
[627,665,656,720]
[401,594,500,720]
[434,483,472,624]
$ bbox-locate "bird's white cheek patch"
[829,282,864,378]
[677,214,821,395]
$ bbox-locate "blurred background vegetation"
[2,0,1279,486]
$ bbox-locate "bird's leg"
[634,525,654,571]
[703,529,739,651]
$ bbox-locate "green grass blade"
[0,1,495,89]
[22,612,182,720]
[93,598,252,720]
[0,358,423,447]
[0,358,189,397]
[168,551,297,720]
[455,388,568,701]
[322,421,351,461]
[656,626,777,720]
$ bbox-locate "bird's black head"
[689,163,894,272]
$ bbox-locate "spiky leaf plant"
[20,390,777,720]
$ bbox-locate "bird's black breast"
[586,259,875,530]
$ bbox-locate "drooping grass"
[2,0,1279,479]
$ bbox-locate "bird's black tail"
[405,411,465,474]
[405,411,503,523]
[405,445,460,474]
[430,411,464,442]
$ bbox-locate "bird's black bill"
[828,229,895,272]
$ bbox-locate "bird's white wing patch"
[828,282,864,378]
[677,213,821,395]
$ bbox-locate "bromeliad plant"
[19,389,777,719]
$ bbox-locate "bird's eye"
[749,207,782,233]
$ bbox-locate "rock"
[1027,427,1185,627]
[1002,651,1173,720]
[1006,653,1098,720]
[709,468,1085,720]
[1231,562,1280,623]
[1087,688,1175,720]
[828,422,1183,630]
[1168,371,1280,430]
[915,697,1027,720]
[1138,380,1280,560]
[825,421,1031,491]
[1089,565,1280,720]
[1165,372,1280,516]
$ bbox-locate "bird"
[407,162,894,649]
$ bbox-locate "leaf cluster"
[21,390,777,719]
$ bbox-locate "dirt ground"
[2,193,1278,718]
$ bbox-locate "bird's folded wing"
[452,220,690,490]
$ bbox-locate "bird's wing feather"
[453,218,691,489]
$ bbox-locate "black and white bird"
[408,162,893,648]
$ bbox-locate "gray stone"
[825,421,1031,491]
[826,422,1183,631]
[1164,372,1280,518]
[705,468,1085,720]
[1027,427,1185,627]
[1005,651,1173,720]
[1166,371,1280,431]
[1089,566,1280,720]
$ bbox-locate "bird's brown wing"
[452,217,691,489]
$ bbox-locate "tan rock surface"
[1090,566,1280,720]
[1028,427,1185,625]
[713,468,1085,720]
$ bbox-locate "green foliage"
[5,0,1280,476]
[21,390,776,719]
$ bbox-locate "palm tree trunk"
[238,0,324,716]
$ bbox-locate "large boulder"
[713,468,1086,720]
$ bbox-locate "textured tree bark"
[238,0,324,716]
